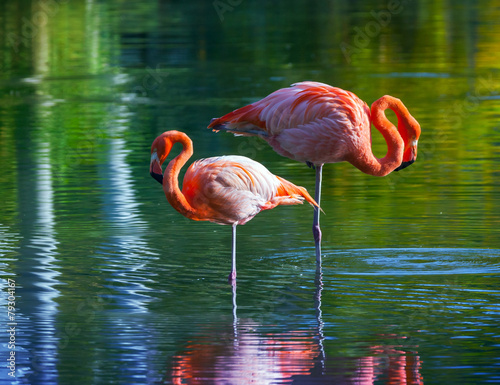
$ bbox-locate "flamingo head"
[371,95,421,172]
[394,114,420,171]
[394,104,421,172]
[150,133,174,184]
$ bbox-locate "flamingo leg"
[228,224,237,284]
[313,164,323,265]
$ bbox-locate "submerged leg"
[228,224,237,284]
[313,164,323,265]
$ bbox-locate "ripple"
[330,248,500,276]
[264,247,500,277]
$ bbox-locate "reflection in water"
[314,267,327,377]
[353,339,423,385]
[97,105,158,310]
[169,274,423,384]
[92,106,159,379]
[170,326,424,384]
[170,277,320,383]
[18,142,61,383]
[170,320,319,384]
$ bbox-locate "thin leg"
[312,164,323,265]
[228,224,237,284]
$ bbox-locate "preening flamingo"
[209,81,421,263]
[150,130,318,283]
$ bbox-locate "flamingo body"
[181,155,315,225]
[210,82,371,167]
[150,130,318,283]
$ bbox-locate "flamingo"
[208,81,421,264]
[150,130,318,283]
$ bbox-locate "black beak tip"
[394,159,415,172]
[150,171,163,184]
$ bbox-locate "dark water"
[1,0,500,384]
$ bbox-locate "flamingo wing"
[209,82,371,164]
[182,155,316,225]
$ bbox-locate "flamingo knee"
[312,223,322,244]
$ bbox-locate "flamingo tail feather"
[275,176,322,212]
[209,105,269,137]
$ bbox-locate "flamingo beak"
[394,159,415,171]
[150,151,163,184]
[395,139,418,172]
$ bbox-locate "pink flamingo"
[209,81,421,263]
[150,130,318,283]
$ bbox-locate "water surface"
[1,1,500,384]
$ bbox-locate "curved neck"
[348,96,405,177]
[162,132,199,220]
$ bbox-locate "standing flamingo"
[208,81,421,263]
[150,130,318,283]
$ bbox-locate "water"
[1,0,500,384]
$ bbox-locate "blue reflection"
[16,142,61,384]
[97,105,158,311]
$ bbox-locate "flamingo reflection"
[170,321,319,384]
[353,339,424,384]
[169,326,424,384]
[168,272,424,384]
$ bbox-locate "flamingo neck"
[348,96,405,177]
[162,132,199,220]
